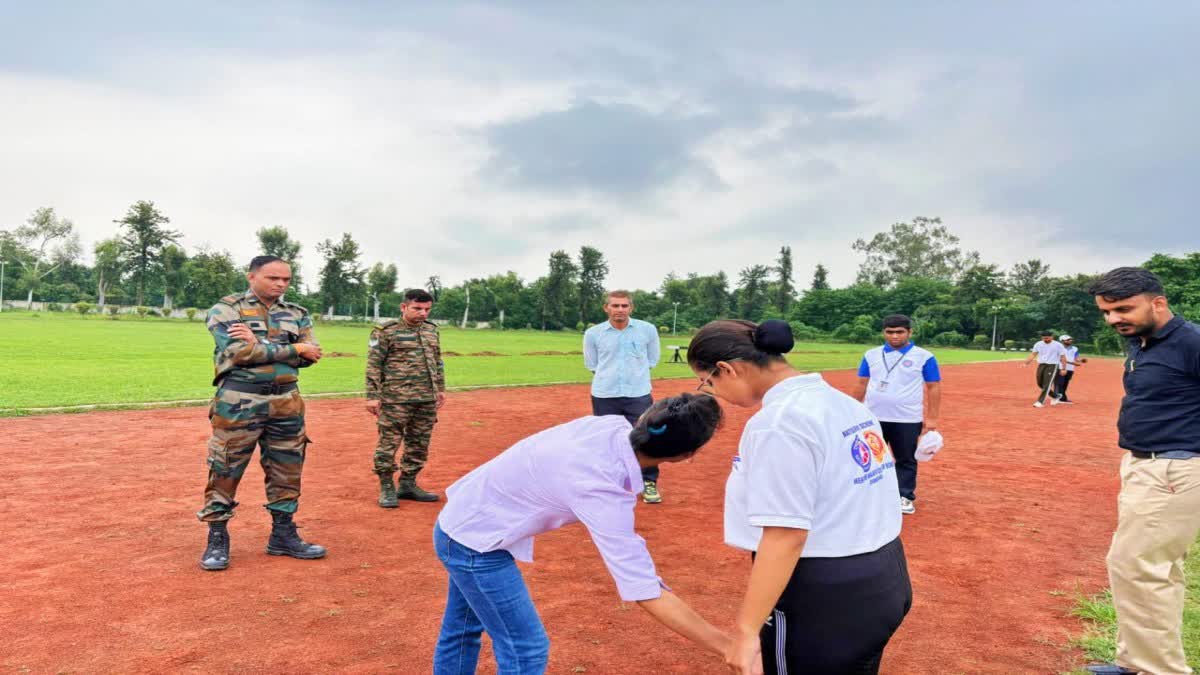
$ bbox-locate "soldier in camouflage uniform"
[197,256,327,571]
[365,288,446,507]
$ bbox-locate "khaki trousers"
[1108,453,1200,674]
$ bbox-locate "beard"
[1113,317,1157,337]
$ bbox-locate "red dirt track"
[1,360,1126,674]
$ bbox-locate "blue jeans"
[433,522,550,674]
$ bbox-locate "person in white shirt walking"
[689,319,911,675]
[1054,335,1087,404]
[851,314,942,515]
[583,290,664,503]
[1024,331,1068,407]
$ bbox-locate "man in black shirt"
[1084,267,1200,675]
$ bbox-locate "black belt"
[1130,450,1197,460]
[219,380,299,396]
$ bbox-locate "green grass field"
[0,311,1022,411]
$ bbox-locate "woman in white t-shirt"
[688,319,912,675]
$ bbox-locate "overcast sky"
[2,2,1196,292]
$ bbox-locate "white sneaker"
[1050,397,1061,406]
[1033,402,1044,408]
[900,497,915,515]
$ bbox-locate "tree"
[852,216,980,287]
[256,226,303,291]
[576,245,609,325]
[181,249,242,309]
[7,207,81,304]
[695,272,731,320]
[954,264,1007,306]
[115,200,180,306]
[93,238,125,309]
[160,244,189,311]
[736,265,771,321]
[811,263,830,291]
[774,246,796,314]
[1008,259,1052,298]
[316,233,364,317]
[540,250,577,330]
[426,275,442,301]
[367,262,398,321]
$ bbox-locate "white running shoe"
[900,497,915,514]
[1050,396,1061,406]
[1033,402,1044,408]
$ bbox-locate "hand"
[365,399,381,417]
[1059,369,1067,376]
[725,631,761,675]
[295,343,323,362]
[436,392,446,409]
[923,419,938,432]
[228,323,256,343]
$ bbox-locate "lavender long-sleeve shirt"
[437,415,665,602]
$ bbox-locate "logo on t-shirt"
[902,360,913,368]
[864,430,889,463]
[850,436,872,472]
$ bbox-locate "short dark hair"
[249,255,286,272]
[629,393,723,459]
[687,319,794,371]
[882,314,911,330]
[1040,330,1054,337]
[1086,267,1165,301]
[404,288,434,303]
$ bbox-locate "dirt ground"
[0,360,1126,674]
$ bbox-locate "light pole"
[990,305,1000,351]
[0,258,5,313]
[672,302,680,335]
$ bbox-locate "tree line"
[3,206,1197,353]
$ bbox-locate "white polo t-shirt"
[724,374,903,557]
[1031,340,1067,365]
[859,343,940,424]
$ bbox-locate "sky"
[1,1,1197,292]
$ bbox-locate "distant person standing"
[1054,335,1087,404]
[851,314,942,515]
[584,290,663,503]
[366,289,446,507]
[1083,268,1200,675]
[197,255,326,571]
[1023,331,1068,407]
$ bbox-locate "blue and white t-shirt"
[1065,345,1080,372]
[858,343,940,424]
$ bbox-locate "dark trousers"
[760,538,912,675]
[880,421,922,501]
[1035,363,1059,403]
[1055,370,1075,401]
[591,394,658,483]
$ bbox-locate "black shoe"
[200,521,230,571]
[1084,664,1137,675]
[378,473,399,509]
[266,511,326,559]
[396,477,440,502]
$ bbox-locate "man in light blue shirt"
[583,290,663,503]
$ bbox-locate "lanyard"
[880,348,905,381]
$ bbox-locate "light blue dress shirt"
[583,319,660,398]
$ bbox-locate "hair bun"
[753,320,795,355]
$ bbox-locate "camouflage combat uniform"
[366,319,444,479]
[197,291,318,523]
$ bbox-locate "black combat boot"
[395,476,440,502]
[378,473,399,509]
[200,521,230,571]
[266,511,327,559]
